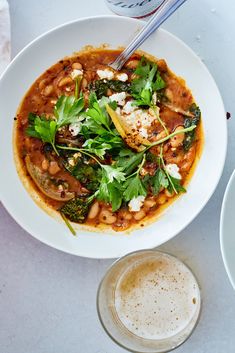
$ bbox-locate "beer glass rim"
[96,249,202,353]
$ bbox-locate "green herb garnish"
[26,95,84,155]
[183,103,201,151]
[131,57,165,107]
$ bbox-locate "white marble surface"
[1,0,235,352]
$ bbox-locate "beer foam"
[114,253,200,340]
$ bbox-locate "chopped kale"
[183,104,201,151]
[88,79,131,99]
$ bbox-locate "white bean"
[99,210,117,224]
[134,210,146,221]
[41,159,49,171]
[42,85,54,96]
[170,126,185,148]
[88,202,100,219]
[58,76,73,87]
[72,62,83,70]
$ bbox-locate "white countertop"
[1,0,235,352]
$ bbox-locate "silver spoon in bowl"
[109,0,187,71]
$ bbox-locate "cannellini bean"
[113,219,130,232]
[123,213,132,220]
[166,151,183,164]
[99,210,117,224]
[31,95,42,105]
[170,126,185,148]
[119,210,132,221]
[131,73,138,80]
[58,76,73,87]
[125,59,140,69]
[88,202,100,219]
[48,161,60,175]
[134,210,146,221]
[72,62,83,70]
[106,88,113,97]
[42,85,54,96]
[81,78,88,89]
[144,199,156,208]
[41,159,49,171]
[84,91,89,105]
[157,130,167,141]
[165,189,174,198]
[157,59,167,72]
[181,145,196,172]
[165,88,173,102]
[38,79,47,90]
[158,194,167,205]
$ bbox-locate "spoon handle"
[110,0,187,71]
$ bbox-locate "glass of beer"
[97,250,201,352]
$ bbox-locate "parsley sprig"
[130,57,168,134]
[131,57,165,107]
[122,154,147,202]
[27,95,84,155]
[158,145,186,195]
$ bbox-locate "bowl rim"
[220,169,235,290]
[0,15,228,258]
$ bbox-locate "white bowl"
[0,16,227,258]
[220,170,235,290]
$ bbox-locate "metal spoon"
[109,0,187,71]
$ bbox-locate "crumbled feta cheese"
[73,152,81,159]
[69,122,81,136]
[116,73,128,82]
[128,195,146,212]
[165,164,182,180]
[58,184,64,192]
[126,109,155,128]
[149,106,160,119]
[110,92,127,106]
[71,69,83,80]
[68,152,81,167]
[152,92,157,105]
[138,127,148,139]
[97,69,114,80]
[68,158,75,167]
[122,100,136,114]
[115,107,121,115]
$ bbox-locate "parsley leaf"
[98,180,123,212]
[131,57,165,107]
[26,113,57,153]
[26,95,85,155]
[167,176,186,194]
[116,149,145,175]
[101,165,126,183]
[123,174,147,202]
[152,71,166,91]
[86,93,111,131]
[82,138,112,159]
[97,164,125,212]
[81,116,108,136]
[54,95,84,127]
[152,169,169,195]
